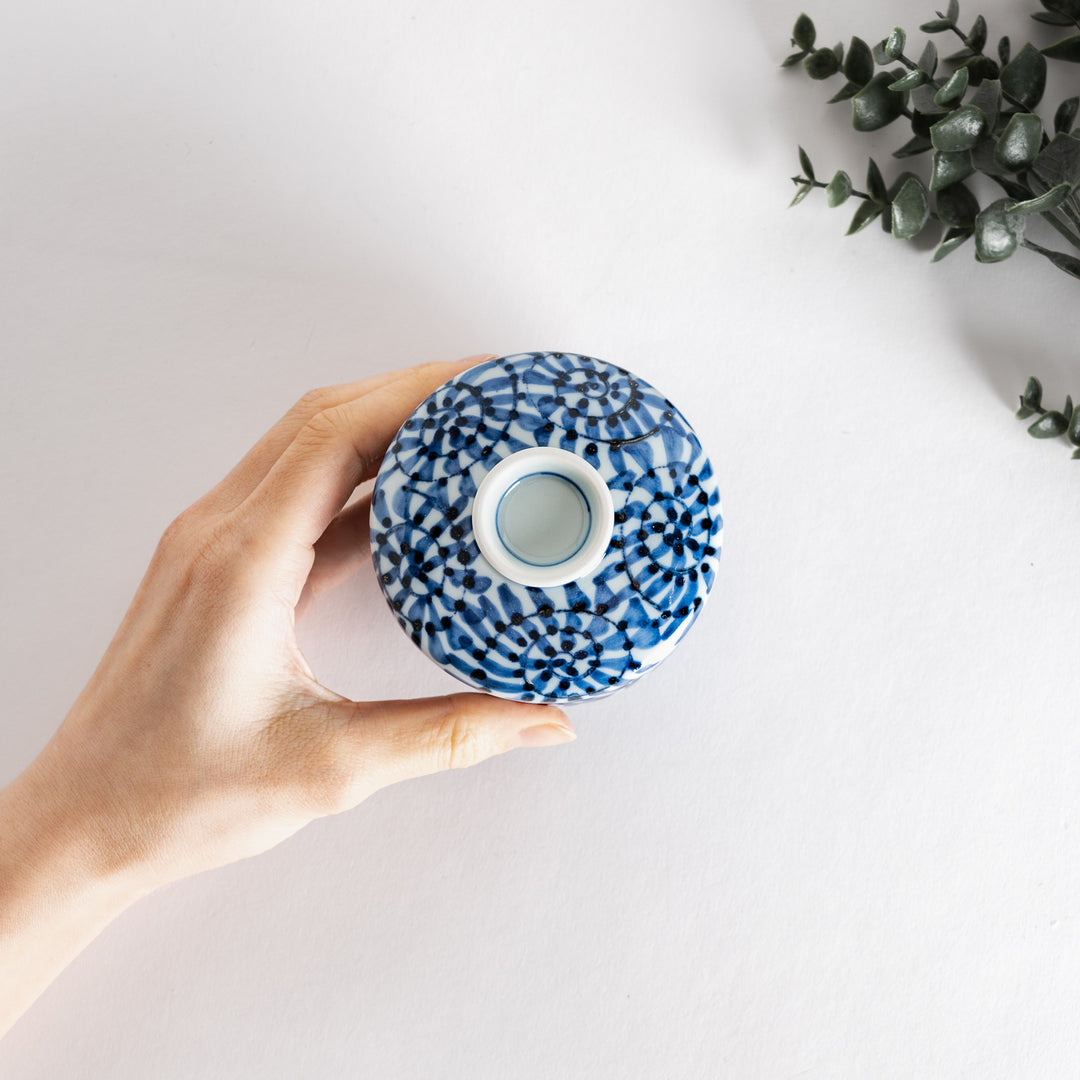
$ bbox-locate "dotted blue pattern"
[370,352,723,702]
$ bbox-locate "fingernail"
[515,721,577,748]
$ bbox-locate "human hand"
[0,356,575,1035]
[50,354,575,883]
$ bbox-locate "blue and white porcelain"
[370,352,723,703]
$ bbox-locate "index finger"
[240,357,485,555]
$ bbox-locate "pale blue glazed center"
[495,472,592,568]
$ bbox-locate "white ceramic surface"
[473,445,614,587]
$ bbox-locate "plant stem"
[987,174,1080,251]
[1041,210,1080,251]
[897,51,944,92]
[797,177,872,200]
[793,175,947,222]
[1021,238,1080,278]
[941,25,1027,110]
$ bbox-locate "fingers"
[240,359,485,560]
[201,370,406,514]
[202,356,495,515]
[294,493,373,619]
[338,694,577,800]
[308,493,373,594]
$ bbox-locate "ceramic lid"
[369,351,723,702]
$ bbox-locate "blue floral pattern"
[370,352,723,702]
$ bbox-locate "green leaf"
[934,66,970,106]
[1043,34,1080,62]
[793,13,816,50]
[1069,402,1080,445]
[959,55,1000,84]
[912,83,949,116]
[1021,237,1080,278]
[891,176,931,238]
[852,72,908,131]
[1029,411,1068,438]
[1055,97,1080,134]
[1032,11,1077,24]
[789,183,813,207]
[966,14,987,52]
[1011,182,1073,214]
[920,17,954,32]
[894,135,934,157]
[930,105,988,150]
[910,110,935,138]
[947,0,960,21]
[889,70,928,91]
[936,181,980,226]
[885,27,906,59]
[866,157,887,202]
[1030,132,1080,190]
[969,78,1001,130]
[886,169,919,200]
[932,227,973,260]
[930,149,975,189]
[781,50,809,68]
[872,40,892,65]
[919,40,939,77]
[846,200,884,234]
[827,81,861,103]
[1000,42,1047,110]
[798,146,815,182]
[844,36,874,84]
[825,170,853,206]
[1065,396,1075,423]
[998,36,1011,67]
[994,112,1043,171]
[976,150,1023,187]
[1073,448,1080,458]
[947,47,976,63]
[1022,376,1044,410]
[1043,0,1080,23]
[974,198,1027,261]
[804,48,841,79]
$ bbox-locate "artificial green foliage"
[1000,42,1047,108]
[930,148,975,188]
[892,176,931,236]
[930,105,987,150]
[826,170,853,205]
[1056,95,1079,131]
[1016,377,1080,457]
[974,199,1026,260]
[852,72,908,130]
[993,112,1043,170]
[936,180,980,225]
[934,65,970,104]
[783,4,1080,280]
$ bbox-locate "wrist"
[0,736,153,920]
[0,736,155,1037]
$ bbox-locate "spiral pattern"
[371,352,722,702]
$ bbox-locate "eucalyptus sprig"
[784,1,1080,278]
[1016,376,1080,457]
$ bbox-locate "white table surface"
[3,0,1080,1076]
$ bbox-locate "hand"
[0,356,575,1036]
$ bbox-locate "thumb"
[335,693,576,791]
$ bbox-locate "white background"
[3,0,1080,1076]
